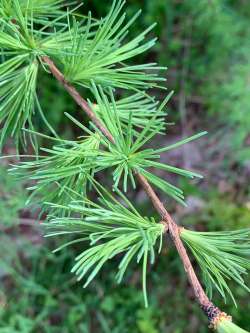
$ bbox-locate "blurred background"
[0,0,250,332]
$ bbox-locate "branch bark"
[41,55,221,321]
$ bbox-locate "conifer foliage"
[0,0,249,331]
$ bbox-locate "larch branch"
[41,55,221,320]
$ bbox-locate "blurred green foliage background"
[0,0,250,332]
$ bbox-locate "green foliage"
[87,85,205,201]
[0,0,39,53]
[0,0,165,150]
[10,132,100,215]
[39,8,99,56]
[0,56,38,149]
[0,224,197,333]
[0,0,61,149]
[181,229,250,305]
[92,92,165,133]
[1,182,249,332]
[60,0,166,90]
[46,181,165,307]
[92,0,250,163]
[0,0,65,20]
[89,84,168,136]
[11,85,206,211]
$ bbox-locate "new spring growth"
[180,228,250,304]
[212,314,249,333]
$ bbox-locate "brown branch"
[136,173,212,308]
[41,55,221,320]
[41,57,114,144]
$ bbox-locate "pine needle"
[181,229,250,305]
[45,181,165,307]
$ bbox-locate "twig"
[41,55,221,321]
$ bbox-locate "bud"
[211,314,249,333]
